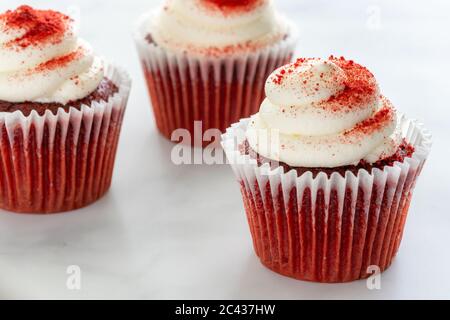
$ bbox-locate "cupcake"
[0,6,131,214]
[222,56,431,282]
[135,0,297,147]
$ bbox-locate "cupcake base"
[240,177,415,283]
[222,117,431,282]
[142,52,292,147]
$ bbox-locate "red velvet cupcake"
[222,56,431,282]
[0,6,131,213]
[135,0,297,146]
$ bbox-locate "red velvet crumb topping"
[200,0,263,14]
[35,48,81,72]
[326,55,377,112]
[0,5,71,49]
[272,57,307,84]
[345,103,393,136]
[272,56,378,113]
[240,139,415,178]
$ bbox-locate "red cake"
[0,6,130,213]
[239,139,415,178]
[0,78,118,116]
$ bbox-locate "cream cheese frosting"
[0,6,103,104]
[146,0,290,55]
[247,56,401,167]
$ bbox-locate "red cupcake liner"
[222,117,431,282]
[135,23,296,147]
[0,64,131,214]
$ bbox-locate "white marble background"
[0,0,449,299]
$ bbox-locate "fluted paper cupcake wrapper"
[221,117,432,282]
[134,15,297,146]
[0,63,131,214]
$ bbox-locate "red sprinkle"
[189,32,286,56]
[272,58,307,84]
[325,56,377,112]
[344,102,393,136]
[271,55,379,116]
[0,5,71,49]
[200,0,263,14]
[35,48,81,72]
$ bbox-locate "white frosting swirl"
[147,0,289,55]
[0,6,103,104]
[247,57,401,167]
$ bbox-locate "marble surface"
[0,0,449,299]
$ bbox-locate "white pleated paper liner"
[0,62,131,214]
[134,12,298,146]
[221,116,431,282]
